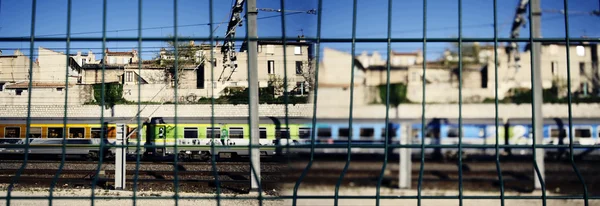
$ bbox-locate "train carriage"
[139,117,308,160]
[0,122,117,159]
[409,118,600,158]
[0,117,599,161]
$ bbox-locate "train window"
[317,128,332,138]
[299,128,311,139]
[128,127,138,139]
[29,127,42,138]
[5,127,20,138]
[91,128,102,138]
[447,127,459,138]
[184,127,198,139]
[206,127,220,139]
[425,128,436,138]
[260,127,267,139]
[338,128,350,138]
[229,127,244,139]
[69,128,85,138]
[48,128,64,138]
[381,128,397,138]
[411,128,420,139]
[575,128,591,138]
[360,128,374,138]
[276,128,290,139]
[550,128,566,138]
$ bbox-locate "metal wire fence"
[0,0,599,205]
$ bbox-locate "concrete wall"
[315,87,372,107]
[1,103,599,119]
[365,69,408,86]
[0,85,92,106]
[407,84,507,103]
[81,69,122,84]
[122,84,217,103]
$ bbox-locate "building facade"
[317,42,600,104]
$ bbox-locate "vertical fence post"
[531,0,545,190]
[247,0,261,192]
[399,123,412,189]
[115,123,126,190]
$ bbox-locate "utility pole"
[531,0,545,190]
[508,0,544,190]
[247,0,260,192]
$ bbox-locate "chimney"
[77,51,82,56]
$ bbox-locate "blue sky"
[0,0,599,61]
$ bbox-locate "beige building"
[0,47,82,86]
[72,40,315,103]
[0,50,39,88]
[80,64,124,84]
[407,42,600,103]
[104,48,139,65]
[0,82,91,106]
[0,47,91,105]
[152,40,315,100]
[317,42,600,104]
[71,50,101,66]
[314,47,424,107]
[36,47,82,84]
[314,47,375,107]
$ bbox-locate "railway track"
[0,159,598,196]
[0,169,280,176]
[0,159,283,165]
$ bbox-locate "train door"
[143,118,166,158]
[156,125,167,156]
[220,125,228,146]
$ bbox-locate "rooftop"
[239,40,314,52]
[391,51,420,56]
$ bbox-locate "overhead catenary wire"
[9,12,311,39]
[124,0,241,125]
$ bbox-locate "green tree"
[444,41,483,65]
[93,83,127,109]
[379,83,409,118]
[157,36,205,88]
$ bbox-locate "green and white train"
[134,117,310,161]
